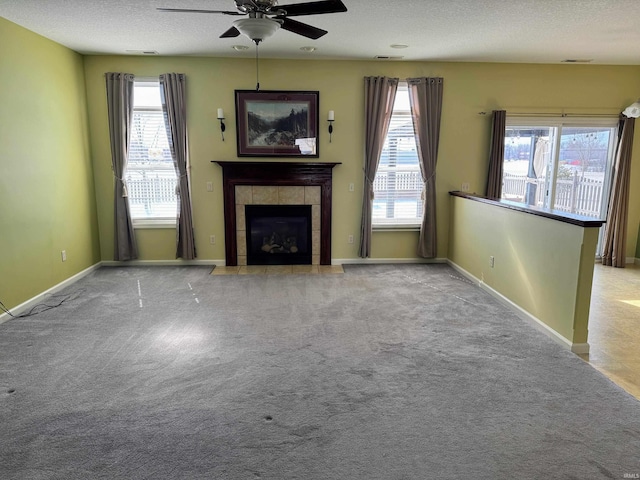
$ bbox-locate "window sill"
[373,224,421,231]
[133,219,176,229]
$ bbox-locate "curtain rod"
[478,111,620,118]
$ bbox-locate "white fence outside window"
[502,172,605,218]
[126,173,178,219]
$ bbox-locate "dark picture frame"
[235,90,319,157]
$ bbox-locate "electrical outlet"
[348,235,354,244]
[349,183,354,192]
[61,250,67,262]
[206,182,213,192]
[209,235,216,245]
[489,255,495,268]
[461,182,470,192]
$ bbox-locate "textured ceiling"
[1,0,640,64]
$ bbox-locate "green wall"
[82,56,640,264]
[0,18,100,311]
[449,195,599,349]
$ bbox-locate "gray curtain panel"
[359,76,399,258]
[160,73,197,260]
[407,77,444,259]
[105,72,138,261]
[602,116,635,268]
[485,110,506,198]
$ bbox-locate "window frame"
[372,81,422,230]
[503,116,617,213]
[127,78,177,229]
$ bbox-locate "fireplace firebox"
[245,205,312,265]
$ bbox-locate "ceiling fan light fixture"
[233,17,280,43]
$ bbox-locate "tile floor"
[580,263,640,400]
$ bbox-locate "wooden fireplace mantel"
[213,161,341,266]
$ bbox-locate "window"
[372,82,422,227]
[126,80,177,226]
[501,118,617,219]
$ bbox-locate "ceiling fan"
[158,0,348,44]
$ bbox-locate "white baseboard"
[102,258,451,267]
[446,260,588,354]
[334,257,448,265]
[101,259,223,267]
[569,342,590,355]
[0,257,599,355]
[0,263,102,325]
[0,260,225,324]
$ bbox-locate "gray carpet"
[1,264,638,480]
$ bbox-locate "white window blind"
[126,81,177,224]
[372,83,423,227]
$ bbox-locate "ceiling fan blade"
[220,26,241,38]
[276,0,347,17]
[157,8,243,15]
[278,17,327,40]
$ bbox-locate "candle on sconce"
[217,108,225,119]
[327,110,335,143]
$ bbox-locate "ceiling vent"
[125,50,159,55]
[375,55,404,60]
[561,59,593,63]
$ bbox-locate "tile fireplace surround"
[214,162,340,266]
[237,186,318,266]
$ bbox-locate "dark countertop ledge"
[449,191,605,228]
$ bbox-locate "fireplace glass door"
[245,205,312,265]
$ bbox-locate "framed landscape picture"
[235,90,319,157]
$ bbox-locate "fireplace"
[245,205,312,265]
[214,162,340,266]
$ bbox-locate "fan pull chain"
[255,41,260,91]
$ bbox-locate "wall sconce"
[327,110,335,143]
[217,108,226,141]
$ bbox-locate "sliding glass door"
[502,117,618,255]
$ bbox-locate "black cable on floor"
[0,289,85,319]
